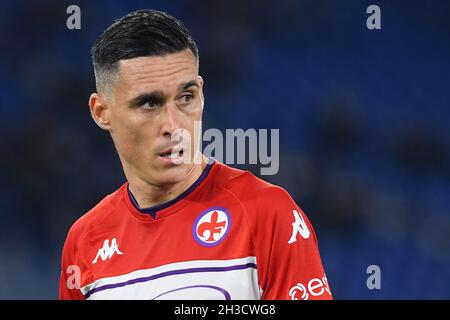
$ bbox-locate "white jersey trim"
[81,256,260,300]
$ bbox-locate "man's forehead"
[118,50,198,82]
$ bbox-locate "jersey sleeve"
[248,187,333,300]
[59,223,87,300]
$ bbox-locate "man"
[59,9,332,300]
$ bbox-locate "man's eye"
[141,100,157,109]
[179,94,193,104]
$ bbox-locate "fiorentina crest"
[192,207,231,247]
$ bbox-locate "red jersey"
[59,160,332,300]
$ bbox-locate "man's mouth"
[159,149,184,158]
[158,147,185,164]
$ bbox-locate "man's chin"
[152,164,191,185]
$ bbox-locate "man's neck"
[127,156,209,209]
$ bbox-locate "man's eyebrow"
[179,80,199,90]
[127,80,199,106]
[128,91,165,106]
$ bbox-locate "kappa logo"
[288,209,310,244]
[193,207,231,247]
[92,238,124,264]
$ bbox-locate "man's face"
[106,49,204,187]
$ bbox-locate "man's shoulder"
[65,183,127,240]
[213,162,302,234]
[214,161,292,206]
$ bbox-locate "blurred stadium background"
[0,0,449,299]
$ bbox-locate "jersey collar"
[127,158,216,219]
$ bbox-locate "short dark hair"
[91,9,199,94]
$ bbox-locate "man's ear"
[89,93,112,131]
[198,75,205,108]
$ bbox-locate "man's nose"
[161,104,182,138]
